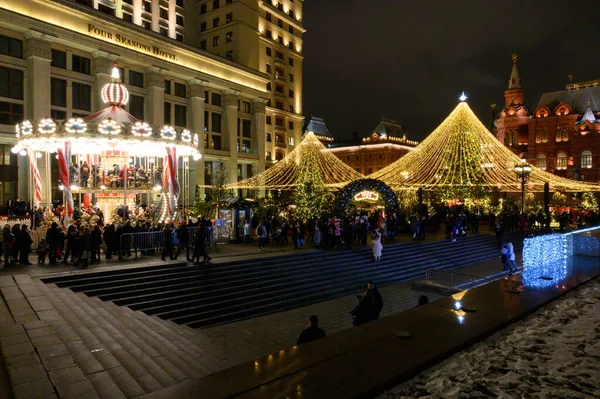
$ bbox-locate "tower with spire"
[504,52,525,107]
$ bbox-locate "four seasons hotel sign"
[88,24,177,61]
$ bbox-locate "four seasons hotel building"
[0,0,302,207]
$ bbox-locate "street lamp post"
[515,158,532,214]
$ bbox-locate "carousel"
[12,64,201,226]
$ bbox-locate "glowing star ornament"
[65,118,87,134]
[20,120,33,136]
[160,125,177,140]
[181,129,192,143]
[98,119,121,135]
[38,118,57,134]
[131,121,152,137]
[459,92,468,102]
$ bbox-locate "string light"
[522,234,567,288]
[228,132,364,190]
[65,118,87,134]
[160,125,177,140]
[181,129,192,143]
[20,120,33,136]
[371,102,600,193]
[98,119,121,135]
[131,121,152,137]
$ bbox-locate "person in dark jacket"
[89,225,102,264]
[62,225,79,264]
[11,224,20,263]
[45,222,61,265]
[351,288,374,327]
[174,222,190,261]
[103,223,115,259]
[296,315,326,346]
[18,225,33,265]
[161,224,174,261]
[368,282,384,320]
[192,226,211,264]
[77,227,90,267]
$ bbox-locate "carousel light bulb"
[111,65,120,80]
[70,185,77,190]
[58,184,65,190]
[128,157,133,163]
[149,158,155,164]
[192,153,202,161]
[11,147,19,154]
[100,185,106,190]
[19,150,26,156]
[36,152,42,158]
[154,185,162,191]
[55,155,59,159]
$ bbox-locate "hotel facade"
[0,0,303,208]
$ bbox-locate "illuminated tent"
[226,131,364,190]
[371,101,600,192]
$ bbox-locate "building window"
[0,35,23,59]
[276,151,284,161]
[243,101,251,113]
[129,70,144,88]
[266,64,272,74]
[226,13,233,23]
[277,19,283,28]
[174,104,187,127]
[213,17,220,28]
[0,145,12,166]
[213,36,220,47]
[200,4,207,14]
[557,153,567,170]
[123,12,133,23]
[211,93,222,106]
[275,85,284,93]
[212,134,222,150]
[211,113,222,133]
[542,128,548,143]
[275,134,284,143]
[288,41,294,50]
[72,82,91,111]
[204,110,209,131]
[164,102,172,124]
[266,29,272,40]
[242,119,252,138]
[0,102,23,125]
[288,105,294,113]
[164,80,172,94]
[226,31,233,43]
[71,55,91,74]
[581,150,593,169]
[275,117,284,126]
[142,20,151,30]
[143,0,152,12]
[200,22,207,32]
[213,0,219,10]
[176,14,184,26]
[266,116,272,125]
[562,126,569,141]
[130,95,144,119]
[289,25,294,34]
[288,121,294,130]
[288,89,294,98]
[176,0,184,6]
[266,133,272,142]
[266,151,271,159]
[200,40,207,50]
[536,154,546,170]
[160,7,169,19]
[289,73,294,82]
[51,50,66,69]
[266,47,271,56]
[275,51,283,59]
[174,82,186,98]
[535,128,542,143]
[289,57,294,66]
[160,26,169,36]
[266,82,272,91]
[225,51,233,61]
[50,78,66,107]
[0,67,23,100]
[266,12,271,22]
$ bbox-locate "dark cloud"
[302,0,600,141]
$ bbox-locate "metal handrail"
[118,227,215,260]
[425,268,495,289]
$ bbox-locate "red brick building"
[304,117,418,175]
[495,54,600,182]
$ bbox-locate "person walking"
[161,223,174,261]
[296,315,326,346]
[500,243,511,274]
[192,226,211,265]
[371,228,383,262]
[243,220,251,244]
[174,222,190,261]
[18,225,33,265]
[2,225,15,267]
[296,221,306,249]
[257,220,268,251]
[45,222,61,265]
[507,242,518,273]
[103,223,116,259]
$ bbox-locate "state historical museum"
[495,54,600,182]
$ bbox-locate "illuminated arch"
[334,178,399,216]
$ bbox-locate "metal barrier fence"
[118,227,215,259]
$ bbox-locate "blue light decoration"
[522,234,567,288]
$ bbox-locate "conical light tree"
[293,152,332,219]
[226,132,363,190]
[371,101,600,193]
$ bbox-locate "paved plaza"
[0,235,519,398]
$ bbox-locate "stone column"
[91,51,118,112]
[145,67,165,126]
[252,100,267,198]
[23,30,54,205]
[223,93,239,186]
[188,80,206,200]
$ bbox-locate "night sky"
[302,0,600,142]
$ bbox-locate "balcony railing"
[275,74,286,82]
[275,124,286,132]
[274,141,286,148]
[274,91,286,99]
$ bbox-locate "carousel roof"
[12,64,201,159]
[226,131,364,190]
[370,101,600,193]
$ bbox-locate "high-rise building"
[0,0,275,208]
[495,53,600,182]
[189,0,305,166]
